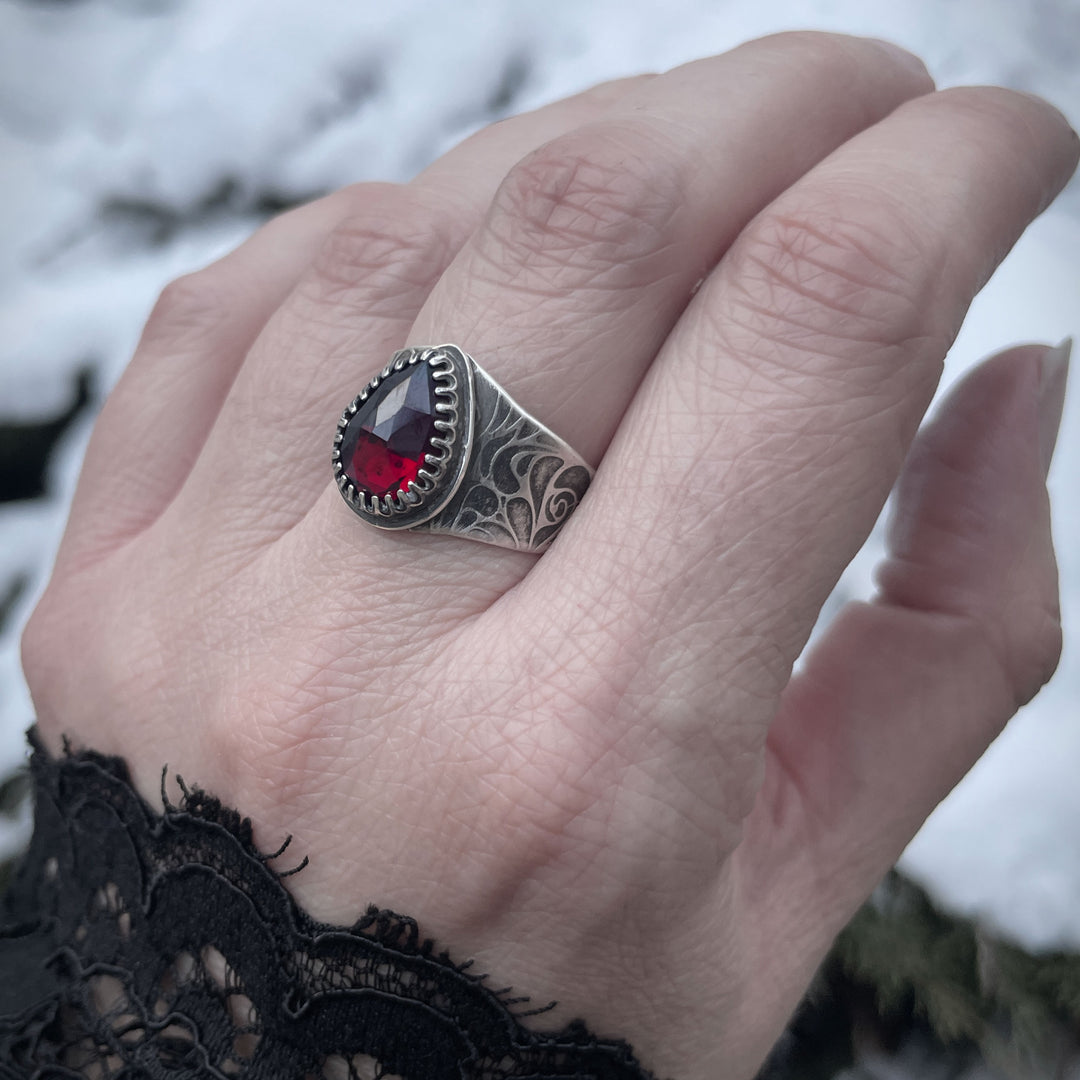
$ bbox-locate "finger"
[138,76,655,552]
[410,32,933,467]
[58,74,655,569]
[731,343,1065,1033]
[191,32,931,553]
[530,87,1078,798]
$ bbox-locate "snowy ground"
[2,0,1079,963]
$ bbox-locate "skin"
[21,31,1079,1080]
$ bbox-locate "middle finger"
[198,33,932,557]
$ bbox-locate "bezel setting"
[332,345,474,530]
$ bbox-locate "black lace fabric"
[0,734,656,1079]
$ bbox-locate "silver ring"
[333,345,593,551]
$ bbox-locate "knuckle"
[722,193,940,373]
[480,125,685,284]
[21,584,109,736]
[142,270,230,350]
[967,587,1062,715]
[307,186,457,313]
[20,600,57,707]
[1029,606,1065,695]
[1002,600,1063,708]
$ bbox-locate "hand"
[21,32,1078,1079]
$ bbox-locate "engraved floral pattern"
[424,370,592,550]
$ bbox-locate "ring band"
[333,345,593,551]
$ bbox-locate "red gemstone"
[341,364,438,499]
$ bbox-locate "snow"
[2,0,1080,946]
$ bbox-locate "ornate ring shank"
[333,345,593,551]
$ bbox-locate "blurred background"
[1,1,1079,1076]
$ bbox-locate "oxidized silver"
[333,345,593,551]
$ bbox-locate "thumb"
[740,339,1068,937]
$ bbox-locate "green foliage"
[834,871,1080,1077]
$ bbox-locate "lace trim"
[0,732,657,1079]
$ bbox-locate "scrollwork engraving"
[423,365,592,550]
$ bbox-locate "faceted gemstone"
[341,364,438,499]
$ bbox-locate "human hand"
[21,32,1078,1079]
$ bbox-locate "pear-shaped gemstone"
[340,364,437,500]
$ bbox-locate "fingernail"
[1038,337,1071,477]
